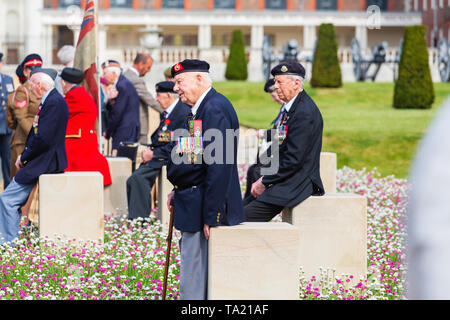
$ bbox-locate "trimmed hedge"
[393,25,434,109]
[225,29,248,80]
[310,23,342,88]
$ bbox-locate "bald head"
[133,53,153,77]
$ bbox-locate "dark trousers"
[126,164,160,220]
[244,196,284,222]
[0,133,11,189]
[243,162,283,222]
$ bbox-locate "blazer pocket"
[173,185,204,232]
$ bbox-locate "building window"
[265,0,286,10]
[214,0,235,9]
[162,0,184,8]
[316,0,337,10]
[58,0,81,8]
[366,0,388,11]
[110,0,133,8]
[162,34,198,46]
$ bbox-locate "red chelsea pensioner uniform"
[64,86,112,186]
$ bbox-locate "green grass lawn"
[214,81,450,178]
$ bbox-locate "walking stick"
[162,204,174,300]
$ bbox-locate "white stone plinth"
[208,222,300,300]
[320,152,337,193]
[282,193,367,282]
[39,172,104,243]
[157,166,173,232]
[104,157,132,217]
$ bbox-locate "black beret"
[264,78,276,93]
[155,81,175,93]
[171,59,210,78]
[22,54,43,69]
[15,64,27,83]
[61,67,84,84]
[30,67,58,81]
[0,52,3,62]
[271,61,305,78]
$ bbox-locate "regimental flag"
[74,0,98,106]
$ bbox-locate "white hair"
[57,45,76,65]
[105,66,121,77]
[288,74,305,87]
[33,72,55,90]
[195,72,213,85]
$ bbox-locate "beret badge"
[281,65,288,73]
[174,63,183,72]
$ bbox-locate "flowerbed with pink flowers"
[0,165,407,300]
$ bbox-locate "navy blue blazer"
[167,88,245,232]
[15,88,69,185]
[105,75,140,149]
[259,89,325,208]
[145,99,190,169]
[0,73,14,135]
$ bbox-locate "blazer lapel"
[287,90,306,116]
[194,87,216,119]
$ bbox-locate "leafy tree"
[310,23,342,88]
[225,29,248,80]
[393,25,434,109]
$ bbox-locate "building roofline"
[41,9,422,28]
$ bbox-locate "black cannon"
[262,36,313,80]
[438,38,450,82]
[351,37,403,82]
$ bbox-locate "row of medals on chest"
[161,113,289,164]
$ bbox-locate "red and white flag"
[74,0,98,106]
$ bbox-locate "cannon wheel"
[351,38,364,81]
[438,38,450,82]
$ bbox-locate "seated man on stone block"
[126,81,190,220]
[0,68,69,245]
[243,77,284,205]
[245,61,325,222]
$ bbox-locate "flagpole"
[95,0,102,154]
[97,55,103,154]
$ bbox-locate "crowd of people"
[0,47,325,300]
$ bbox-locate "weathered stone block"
[320,152,337,193]
[39,172,104,243]
[157,165,173,231]
[208,222,300,300]
[104,157,132,217]
[282,193,367,282]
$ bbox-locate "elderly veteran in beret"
[126,81,190,221]
[0,68,69,245]
[61,67,112,186]
[166,59,245,300]
[245,61,325,222]
[7,54,43,179]
[243,78,285,204]
[102,60,141,152]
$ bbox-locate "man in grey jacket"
[123,53,163,143]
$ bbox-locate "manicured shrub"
[310,23,342,88]
[393,25,434,109]
[225,29,248,80]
